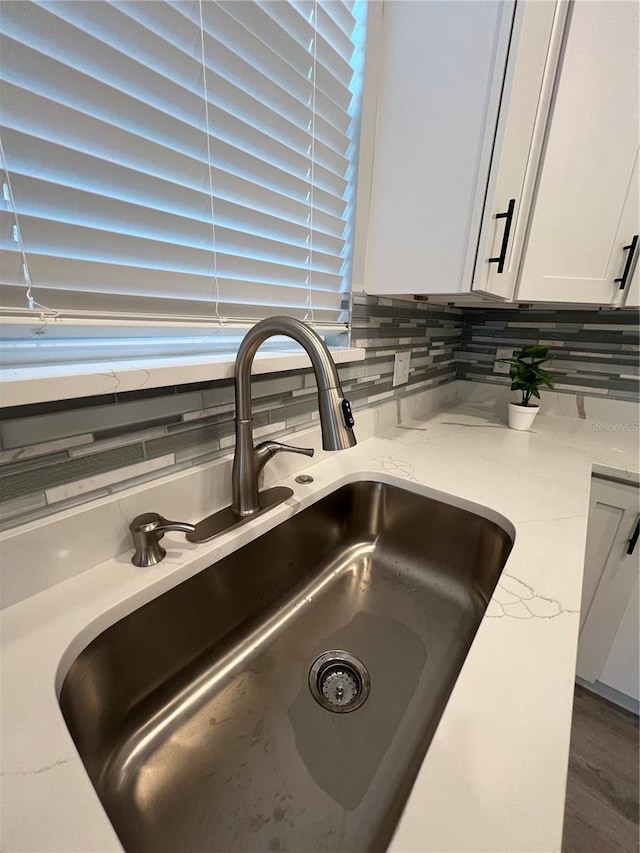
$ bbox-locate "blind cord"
[198,0,226,332]
[303,0,318,327]
[0,134,59,335]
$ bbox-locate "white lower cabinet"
[576,477,639,707]
[599,576,639,702]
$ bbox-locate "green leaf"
[520,345,551,358]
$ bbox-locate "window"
[0,0,367,366]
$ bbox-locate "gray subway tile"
[175,440,221,464]
[0,443,144,502]
[285,412,313,429]
[0,394,116,421]
[0,450,71,477]
[0,434,94,465]
[109,462,192,494]
[94,415,182,441]
[337,364,366,381]
[167,409,234,432]
[0,391,204,450]
[0,491,47,520]
[182,402,235,422]
[43,488,112,512]
[0,492,111,532]
[145,412,269,460]
[145,423,233,459]
[201,382,236,409]
[252,374,305,398]
[606,390,640,400]
[273,398,318,422]
[70,424,171,457]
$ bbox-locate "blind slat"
[2,214,346,278]
[8,173,346,259]
[2,128,348,239]
[0,253,346,307]
[3,61,350,195]
[1,34,352,170]
[324,1,357,38]
[184,2,353,132]
[37,0,353,141]
[1,85,349,218]
[198,1,354,111]
[254,1,355,85]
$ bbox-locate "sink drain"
[308,650,370,713]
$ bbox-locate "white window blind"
[0,0,366,365]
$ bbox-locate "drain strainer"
[308,650,370,713]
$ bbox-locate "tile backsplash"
[458,306,639,401]
[0,294,462,530]
[1,297,637,531]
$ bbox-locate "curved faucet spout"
[232,317,357,517]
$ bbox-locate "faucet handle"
[253,440,314,478]
[267,441,314,458]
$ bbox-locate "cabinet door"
[599,576,639,701]
[622,248,640,309]
[363,0,515,296]
[473,1,564,300]
[620,154,640,308]
[576,478,639,687]
[517,0,640,305]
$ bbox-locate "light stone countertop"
[1,396,638,853]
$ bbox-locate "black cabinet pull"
[614,234,638,291]
[627,517,640,556]
[488,198,516,274]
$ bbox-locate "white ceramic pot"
[508,401,540,431]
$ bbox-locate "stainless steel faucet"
[129,317,356,564]
[232,316,357,516]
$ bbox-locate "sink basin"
[59,480,513,852]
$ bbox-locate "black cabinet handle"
[614,234,638,291]
[488,198,516,274]
[627,517,639,556]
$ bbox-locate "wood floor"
[562,684,639,853]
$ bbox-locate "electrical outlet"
[392,352,411,386]
[493,347,514,374]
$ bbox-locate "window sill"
[0,347,366,408]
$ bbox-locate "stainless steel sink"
[59,480,513,852]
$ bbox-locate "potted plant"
[497,345,554,430]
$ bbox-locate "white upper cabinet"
[517,0,640,305]
[360,0,639,307]
[621,154,640,308]
[362,0,517,297]
[473,1,567,300]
